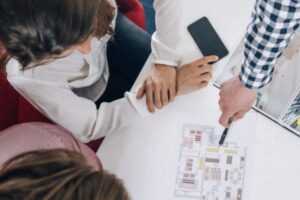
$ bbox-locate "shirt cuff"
[151,32,181,67]
[239,63,272,90]
[125,92,152,117]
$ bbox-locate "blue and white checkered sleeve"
[239,0,300,89]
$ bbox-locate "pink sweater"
[0,122,101,169]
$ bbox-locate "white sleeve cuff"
[151,32,181,67]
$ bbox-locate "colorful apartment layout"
[174,124,247,200]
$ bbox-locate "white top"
[152,0,182,67]
[6,0,182,143]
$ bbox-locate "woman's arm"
[8,77,141,143]
[137,0,183,112]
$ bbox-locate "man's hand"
[137,64,177,113]
[219,76,257,127]
[177,56,218,96]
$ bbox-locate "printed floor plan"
[174,124,247,200]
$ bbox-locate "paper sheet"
[98,102,257,200]
[173,110,257,200]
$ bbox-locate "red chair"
[0,0,146,152]
[117,0,146,30]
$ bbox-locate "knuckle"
[207,65,213,71]
[146,81,153,89]
[203,81,209,87]
[162,82,168,89]
[192,67,198,73]
[197,81,203,87]
[207,73,213,79]
[154,82,162,89]
[222,105,230,112]
[204,65,212,72]
[167,80,174,86]
[201,83,208,89]
[219,118,225,126]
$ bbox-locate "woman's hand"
[176,56,218,96]
[137,64,177,113]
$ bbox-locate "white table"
[98,1,300,199]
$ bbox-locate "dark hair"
[0,149,130,200]
[0,0,115,69]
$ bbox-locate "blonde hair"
[0,149,130,200]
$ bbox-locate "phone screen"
[188,17,229,61]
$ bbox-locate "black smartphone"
[188,17,229,61]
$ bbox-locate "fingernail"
[214,56,219,60]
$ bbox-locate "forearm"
[9,76,142,143]
[240,0,300,89]
[151,0,183,67]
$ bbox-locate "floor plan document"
[174,111,257,200]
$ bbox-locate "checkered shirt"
[240,0,300,89]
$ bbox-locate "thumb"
[233,110,247,120]
[136,83,145,99]
[219,111,234,128]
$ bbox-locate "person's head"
[0,0,115,69]
[0,149,130,200]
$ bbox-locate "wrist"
[155,63,177,68]
[235,77,257,96]
[238,74,261,93]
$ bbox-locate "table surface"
[98,1,300,199]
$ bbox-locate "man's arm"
[151,0,182,66]
[240,0,300,89]
[137,0,183,112]
[219,0,300,127]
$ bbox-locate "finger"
[220,82,226,88]
[233,111,247,120]
[136,82,146,99]
[219,111,234,128]
[197,64,212,75]
[154,83,163,109]
[169,82,176,102]
[198,81,209,89]
[219,88,224,96]
[199,72,213,82]
[192,55,219,66]
[145,81,155,113]
[220,78,231,88]
[161,85,169,106]
[218,99,224,112]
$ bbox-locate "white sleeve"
[152,0,183,67]
[8,77,145,143]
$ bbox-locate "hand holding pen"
[219,117,234,145]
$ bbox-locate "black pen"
[218,118,234,145]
